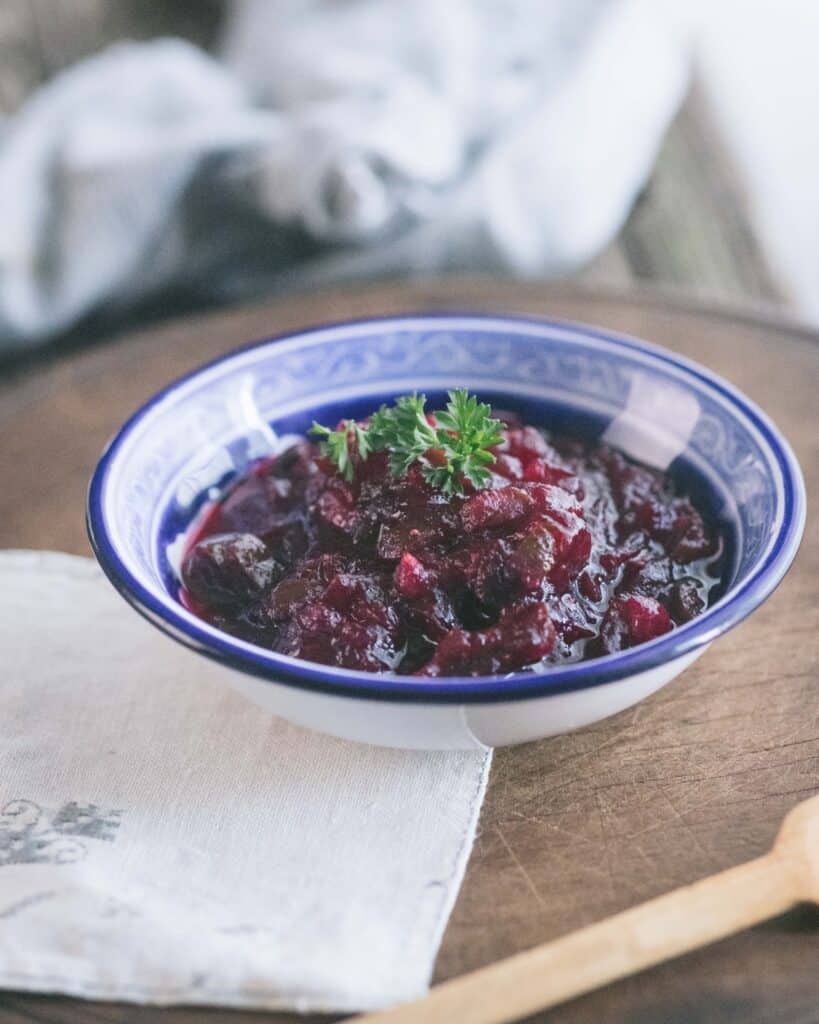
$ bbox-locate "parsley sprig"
[308,419,370,482]
[310,389,504,496]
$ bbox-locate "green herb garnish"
[423,389,504,494]
[367,394,440,477]
[309,419,371,482]
[309,389,503,495]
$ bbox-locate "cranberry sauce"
[179,414,724,677]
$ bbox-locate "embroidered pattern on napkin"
[0,800,122,867]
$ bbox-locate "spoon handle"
[352,852,799,1024]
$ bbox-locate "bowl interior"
[89,315,803,698]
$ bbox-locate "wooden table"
[1,280,817,1024]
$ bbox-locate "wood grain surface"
[0,280,817,1024]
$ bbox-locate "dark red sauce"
[179,413,723,677]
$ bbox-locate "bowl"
[87,314,806,749]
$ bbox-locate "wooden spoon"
[352,793,819,1024]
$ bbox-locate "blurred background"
[0,0,815,367]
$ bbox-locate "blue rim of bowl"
[87,313,807,704]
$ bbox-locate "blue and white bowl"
[87,315,806,749]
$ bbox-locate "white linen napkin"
[0,0,690,352]
[0,551,491,1012]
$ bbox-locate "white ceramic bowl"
[88,315,806,749]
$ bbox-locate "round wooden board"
[1,280,817,1024]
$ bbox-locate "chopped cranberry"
[271,441,316,479]
[180,416,722,676]
[509,526,556,592]
[401,588,459,650]
[394,552,432,600]
[315,484,361,541]
[217,477,287,536]
[546,592,597,645]
[517,485,591,588]
[417,603,556,676]
[601,594,673,653]
[670,507,714,563]
[522,457,575,488]
[266,577,317,618]
[578,570,603,603]
[461,487,532,530]
[376,514,455,559]
[504,426,551,459]
[669,578,706,623]
[182,533,281,608]
[621,556,673,595]
[526,483,582,523]
[493,454,525,480]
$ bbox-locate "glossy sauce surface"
[180,415,723,677]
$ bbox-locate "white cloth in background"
[0,551,491,1012]
[0,0,690,352]
[694,2,819,323]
